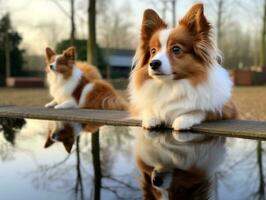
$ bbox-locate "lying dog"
[45,46,127,110]
[129,3,238,130]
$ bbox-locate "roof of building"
[103,48,135,68]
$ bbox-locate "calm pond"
[0,118,264,200]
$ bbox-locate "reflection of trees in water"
[256,141,265,200]
[75,135,84,200]
[217,139,266,200]
[91,130,101,200]
[24,126,139,200]
[0,117,25,161]
[0,118,25,144]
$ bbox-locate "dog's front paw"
[172,116,193,131]
[45,101,57,108]
[142,118,162,129]
[54,104,67,109]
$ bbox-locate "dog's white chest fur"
[46,67,82,103]
[134,128,226,174]
[130,65,232,127]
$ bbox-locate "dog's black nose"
[152,176,163,187]
[51,133,58,141]
[150,60,161,70]
[49,64,53,69]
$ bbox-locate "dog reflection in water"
[134,128,225,200]
[44,121,99,153]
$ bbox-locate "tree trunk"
[75,136,84,200]
[70,0,76,46]
[87,0,97,65]
[216,0,223,48]
[260,0,266,67]
[172,0,176,27]
[88,1,101,199]
[91,130,102,200]
[257,141,265,200]
[5,30,10,79]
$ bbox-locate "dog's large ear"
[63,138,74,153]
[179,3,213,65]
[179,3,210,35]
[141,9,167,45]
[45,47,55,61]
[44,136,55,148]
[63,47,76,61]
[136,9,167,68]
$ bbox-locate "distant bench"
[6,77,45,88]
[0,105,266,141]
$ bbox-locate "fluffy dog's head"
[45,47,76,79]
[132,3,218,88]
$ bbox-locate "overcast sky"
[0,0,263,55]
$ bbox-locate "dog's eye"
[172,46,182,54]
[151,48,156,55]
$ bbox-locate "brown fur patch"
[140,9,167,58]
[72,76,90,102]
[131,65,151,90]
[83,80,128,110]
[45,47,55,62]
[206,99,239,121]
[168,168,210,200]
[179,3,214,67]
[136,157,162,200]
[76,62,101,80]
[55,55,74,79]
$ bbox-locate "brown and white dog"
[134,128,226,200]
[129,4,238,130]
[45,47,127,110]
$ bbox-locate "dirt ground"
[0,86,265,121]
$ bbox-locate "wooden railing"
[0,105,266,140]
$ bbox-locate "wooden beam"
[0,105,266,140]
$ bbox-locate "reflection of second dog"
[44,121,99,153]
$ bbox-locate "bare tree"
[97,0,135,49]
[216,0,224,49]
[50,0,76,45]
[260,0,266,66]
[256,141,265,200]
[70,0,76,46]
[87,0,97,65]
[206,0,233,48]
[148,0,177,27]
[35,21,63,49]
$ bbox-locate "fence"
[0,105,266,140]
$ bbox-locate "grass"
[0,86,265,121]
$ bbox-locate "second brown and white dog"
[45,46,127,110]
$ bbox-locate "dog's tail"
[102,95,128,111]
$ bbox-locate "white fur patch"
[46,66,82,105]
[159,29,171,51]
[79,83,94,107]
[149,29,172,77]
[130,64,232,128]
